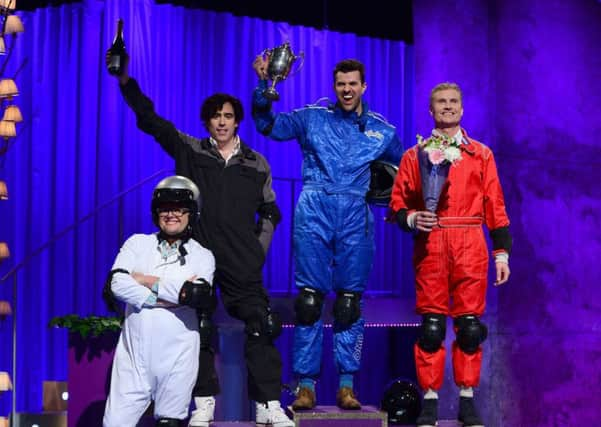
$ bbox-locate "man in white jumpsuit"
[103,176,216,427]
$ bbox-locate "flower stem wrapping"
[418,148,451,212]
[416,132,462,212]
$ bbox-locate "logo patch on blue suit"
[365,129,384,141]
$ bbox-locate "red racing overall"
[390,129,510,390]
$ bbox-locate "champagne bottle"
[107,19,126,76]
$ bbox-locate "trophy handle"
[287,51,305,78]
[260,48,273,58]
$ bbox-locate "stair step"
[288,405,387,426]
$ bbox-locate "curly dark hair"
[200,93,244,126]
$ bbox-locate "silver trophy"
[261,42,304,101]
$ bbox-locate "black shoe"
[458,396,484,426]
[416,398,438,427]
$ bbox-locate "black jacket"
[120,78,281,282]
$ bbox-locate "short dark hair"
[200,93,244,125]
[333,59,366,83]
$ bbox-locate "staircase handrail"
[1,168,172,282]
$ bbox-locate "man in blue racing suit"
[252,57,403,409]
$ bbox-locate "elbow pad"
[179,278,214,310]
[259,202,282,227]
[102,268,129,315]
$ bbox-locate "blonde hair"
[429,82,462,107]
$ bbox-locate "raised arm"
[106,51,184,158]
[251,56,306,141]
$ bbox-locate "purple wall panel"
[413,0,601,425]
[493,1,601,425]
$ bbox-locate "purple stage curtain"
[0,0,414,413]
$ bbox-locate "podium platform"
[210,423,256,426]
[288,405,388,427]
[66,297,420,426]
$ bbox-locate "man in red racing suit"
[390,82,512,427]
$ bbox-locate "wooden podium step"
[288,405,388,427]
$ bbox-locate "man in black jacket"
[108,55,293,427]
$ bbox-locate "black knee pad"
[264,310,283,340]
[179,278,215,310]
[454,315,488,354]
[417,313,447,353]
[156,418,181,427]
[198,312,214,349]
[332,291,362,328]
[294,287,324,326]
[244,308,283,341]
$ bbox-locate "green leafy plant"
[49,314,122,338]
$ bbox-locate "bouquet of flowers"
[417,132,463,212]
[417,133,462,165]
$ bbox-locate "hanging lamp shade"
[0,79,18,98]
[3,105,22,122]
[0,372,12,391]
[4,14,24,34]
[0,180,7,199]
[0,120,15,137]
[0,301,11,317]
[0,242,9,260]
[0,0,16,11]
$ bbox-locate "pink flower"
[428,149,445,165]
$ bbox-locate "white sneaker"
[255,400,295,426]
[188,396,215,427]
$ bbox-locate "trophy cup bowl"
[262,42,304,101]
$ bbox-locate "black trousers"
[192,268,283,403]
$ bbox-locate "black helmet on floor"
[366,160,398,207]
[151,175,201,226]
[381,378,421,424]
